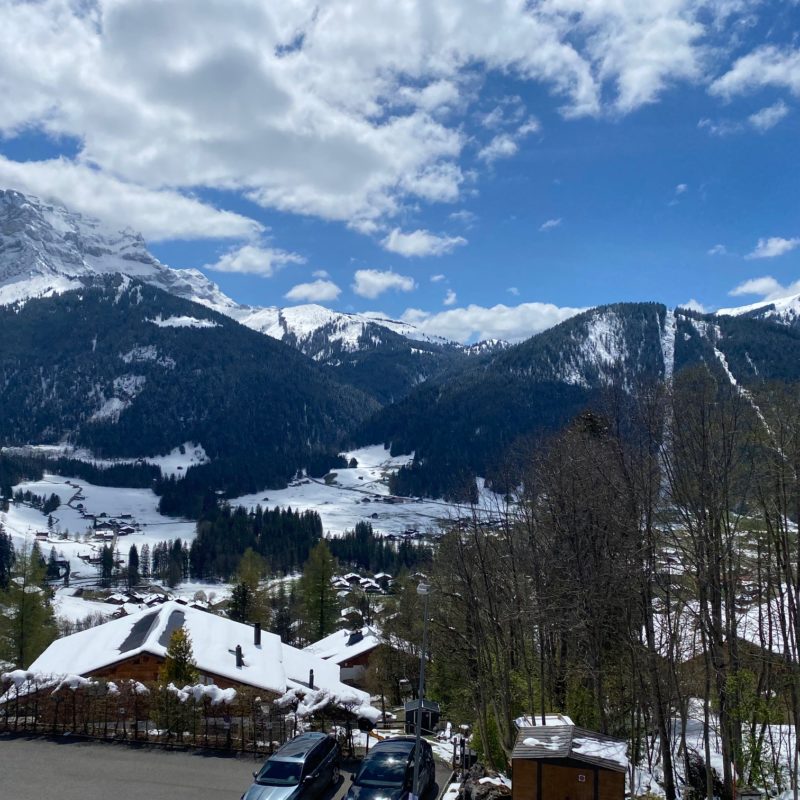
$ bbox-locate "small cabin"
[511,726,627,800]
[404,698,440,735]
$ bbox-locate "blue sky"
[0,0,799,341]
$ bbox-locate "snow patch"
[148,314,219,329]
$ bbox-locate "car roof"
[273,732,329,761]
[369,737,419,754]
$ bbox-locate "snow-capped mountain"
[0,189,235,311]
[0,189,461,357]
[716,293,800,328]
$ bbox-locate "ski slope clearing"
[233,444,506,537]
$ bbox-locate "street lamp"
[411,582,431,800]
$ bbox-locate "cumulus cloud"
[352,269,417,299]
[0,0,742,241]
[0,155,260,242]
[681,298,708,313]
[539,217,562,232]
[402,301,585,343]
[285,279,341,302]
[745,237,800,260]
[710,46,800,99]
[708,243,728,256]
[381,228,467,258]
[675,183,688,195]
[444,289,457,306]
[205,244,305,277]
[749,100,790,132]
[729,276,800,300]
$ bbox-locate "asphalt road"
[0,735,453,800]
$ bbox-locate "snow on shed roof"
[303,626,382,664]
[28,601,368,703]
[513,726,628,772]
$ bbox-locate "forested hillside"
[0,276,377,510]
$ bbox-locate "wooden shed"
[511,726,627,800]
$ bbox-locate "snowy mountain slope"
[716,293,800,328]
[0,189,462,356]
[0,189,235,311]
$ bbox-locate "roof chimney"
[235,644,243,668]
[254,622,261,646]
[309,669,314,688]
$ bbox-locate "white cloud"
[0,0,776,241]
[708,243,727,255]
[402,301,585,343]
[749,100,790,132]
[681,298,708,313]
[205,244,305,277]
[478,133,519,163]
[730,276,784,298]
[710,46,800,99]
[444,289,457,306]
[539,218,562,232]
[285,279,341,302]
[312,269,330,278]
[675,183,688,195]
[0,155,260,242]
[352,269,417,299]
[430,274,446,283]
[449,209,477,226]
[507,287,520,296]
[381,228,467,258]
[745,237,800,260]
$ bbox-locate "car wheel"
[331,766,340,786]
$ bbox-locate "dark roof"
[404,699,440,712]
[274,732,328,760]
[512,727,628,773]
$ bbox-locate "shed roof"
[513,726,628,772]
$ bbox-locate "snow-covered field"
[233,445,506,538]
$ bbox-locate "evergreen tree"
[0,525,15,589]
[127,544,140,589]
[159,626,198,685]
[270,580,294,644]
[238,548,270,625]
[228,582,252,623]
[0,542,57,668]
[100,545,114,588]
[46,547,60,580]
[140,543,151,578]
[299,540,339,643]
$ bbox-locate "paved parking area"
[0,735,453,800]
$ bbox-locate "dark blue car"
[346,737,436,800]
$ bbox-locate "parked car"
[242,732,341,800]
[345,737,436,800]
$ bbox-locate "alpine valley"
[3,188,800,512]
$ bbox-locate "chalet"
[511,725,627,800]
[34,531,49,541]
[26,602,375,714]
[304,626,384,686]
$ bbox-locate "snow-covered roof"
[28,601,370,704]
[514,726,628,772]
[303,626,382,664]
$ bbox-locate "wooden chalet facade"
[511,726,627,800]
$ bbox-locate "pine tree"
[46,547,59,580]
[140,543,151,578]
[159,626,198,685]
[228,582,252,623]
[299,540,339,643]
[0,542,57,668]
[128,544,140,589]
[100,544,114,588]
[0,525,14,589]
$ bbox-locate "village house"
[27,602,374,713]
[303,626,386,686]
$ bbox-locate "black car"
[346,737,436,800]
[242,732,341,800]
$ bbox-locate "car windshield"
[256,760,303,786]
[355,751,409,788]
